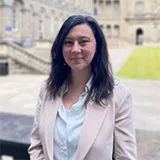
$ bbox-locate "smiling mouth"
[70,57,82,60]
[70,58,82,63]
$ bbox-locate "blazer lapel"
[76,100,110,160]
[45,97,61,160]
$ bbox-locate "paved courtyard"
[0,47,160,159]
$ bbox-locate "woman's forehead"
[65,24,95,38]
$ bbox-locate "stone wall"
[9,58,41,74]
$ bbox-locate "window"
[113,0,120,16]
[12,1,21,31]
[93,0,97,4]
[0,61,8,75]
[106,25,111,37]
[136,1,144,17]
[39,8,45,39]
[100,25,104,29]
[106,0,111,5]
[114,25,120,37]
[136,28,143,45]
[94,7,98,15]
[99,0,103,4]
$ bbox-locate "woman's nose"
[71,42,81,53]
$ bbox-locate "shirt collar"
[84,75,92,93]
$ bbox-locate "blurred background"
[0,0,160,160]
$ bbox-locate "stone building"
[0,0,159,75]
[93,0,160,45]
[0,0,93,75]
[0,0,93,46]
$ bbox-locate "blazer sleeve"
[113,84,137,160]
[28,82,46,160]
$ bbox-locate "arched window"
[100,25,104,29]
[94,7,98,15]
[114,25,120,37]
[99,0,103,4]
[136,1,144,17]
[93,0,97,4]
[106,25,111,37]
[113,0,120,16]
[106,0,111,5]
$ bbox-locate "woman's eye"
[81,40,89,44]
[64,41,72,45]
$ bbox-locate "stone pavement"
[0,47,160,159]
[120,78,160,160]
[108,47,135,74]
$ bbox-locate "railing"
[0,41,51,74]
[125,13,160,21]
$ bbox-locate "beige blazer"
[28,82,137,160]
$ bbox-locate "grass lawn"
[116,47,160,80]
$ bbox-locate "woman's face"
[62,24,96,72]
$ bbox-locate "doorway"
[136,28,143,45]
[0,61,8,75]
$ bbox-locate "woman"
[28,15,137,160]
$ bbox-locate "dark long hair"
[46,15,114,106]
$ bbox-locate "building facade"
[93,0,160,45]
[0,0,93,75]
[0,0,159,75]
[0,0,93,46]
[0,0,159,46]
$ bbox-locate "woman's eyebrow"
[80,36,90,40]
[65,36,91,40]
[64,37,72,40]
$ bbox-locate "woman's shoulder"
[113,78,132,106]
[38,80,48,98]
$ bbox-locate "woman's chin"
[70,64,91,73]
[71,67,83,72]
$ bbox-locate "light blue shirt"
[54,78,92,160]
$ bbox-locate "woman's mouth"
[70,57,82,63]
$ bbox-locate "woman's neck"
[70,67,91,88]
